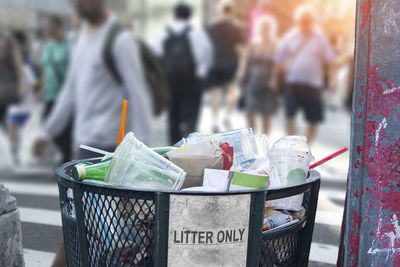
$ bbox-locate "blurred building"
[0,0,133,30]
[203,0,355,40]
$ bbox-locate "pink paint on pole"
[355,0,400,263]
[360,0,372,30]
[350,209,362,267]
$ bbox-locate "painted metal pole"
[339,0,400,266]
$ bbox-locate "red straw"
[309,147,348,169]
[118,99,128,145]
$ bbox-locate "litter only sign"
[168,194,251,267]
[172,228,246,245]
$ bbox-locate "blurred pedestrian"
[41,15,72,163]
[344,53,355,113]
[239,16,278,134]
[6,31,37,165]
[68,8,83,51]
[33,0,153,265]
[0,30,25,129]
[248,0,272,40]
[153,3,213,144]
[208,0,245,132]
[275,5,335,143]
[34,1,152,160]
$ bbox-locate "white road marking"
[309,242,339,265]
[23,243,338,266]
[3,182,59,196]
[24,249,55,267]
[320,189,346,201]
[19,207,62,227]
[315,210,344,227]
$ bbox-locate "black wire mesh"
[64,220,82,267]
[58,161,319,267]
[259,230,301,267]
[259,188,311,266]
[80,185,155,267]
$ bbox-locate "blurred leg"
[225,83,239,115]
[181,82,202,137]
[44,101,54,119]
[262,115,271,135]
[8,122,17,144]
[8,122,19,164]
[247,112,256,132]
[211,88,222,128]
[223,83,239,130]
[284,84,297,136]
[305,122,317,144]
[51,236,66,267]
[168,88,181,145]
[0,107,6,130]
[286,117,296,135]
[54,120,72,163]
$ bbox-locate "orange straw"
[118,99,128,145]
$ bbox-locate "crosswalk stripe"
[320,189,346,200]
[315,210,343,226]
[18,206,340,265]
[23,242,338,266]
[3,181,346,199]
[3,182,59,196]
[18,206,343,228]
[309,242,338,265]
[19,207,62,227]
[24,249,55,267]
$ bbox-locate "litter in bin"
[268,136,313,211]
[202,168,269,191]
[105,132,186,191]
[64,125,350,266]
[175,128,259,171]
[165,140,233,189]
[263,212,294,231]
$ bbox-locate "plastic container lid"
[269,136,313,161]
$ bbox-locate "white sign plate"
[168,194,251,267]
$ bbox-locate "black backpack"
[162,26,196,84]
[103,23,170,116]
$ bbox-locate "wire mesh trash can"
[56,159,320,267]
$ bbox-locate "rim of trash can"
[55,158,320,195]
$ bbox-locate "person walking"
[34,0,152,158]
[153,3,213,144]
[207,0,245,132]
[0,30,25,129]
[33,0,153,264]
[41,15,72,163]
[239,16,278,134]
[275,5,335,143]
[6,31,38,165]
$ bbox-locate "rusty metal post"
[339,0,400,266]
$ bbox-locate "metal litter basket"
[56,159,320,267]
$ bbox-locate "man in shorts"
[275,5,335,143]
[207,0,245,132]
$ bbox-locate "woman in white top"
[239,16,278,134]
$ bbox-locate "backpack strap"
[165,24,192,37]
[182,25,191,35]
[103,22,124,85]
